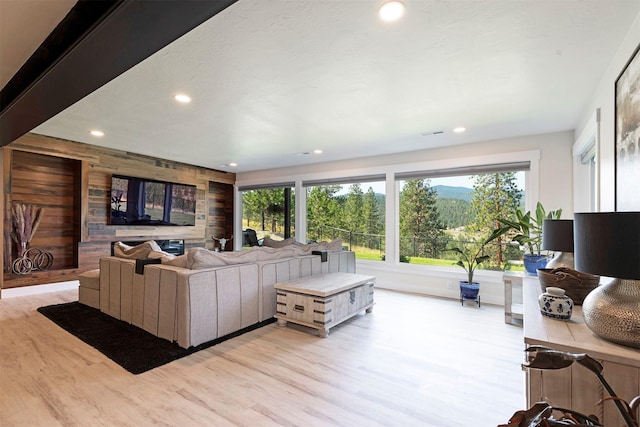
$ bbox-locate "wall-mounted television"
[110,175,196,226]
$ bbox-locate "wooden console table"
[523,277,640,426]
[275,272,375,337]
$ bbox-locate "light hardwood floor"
[0,288,525,426]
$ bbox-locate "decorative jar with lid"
[538,287,573,320]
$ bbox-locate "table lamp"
[542,219,574,269]
[574,212,640,348]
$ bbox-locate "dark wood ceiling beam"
[0,0,238,147]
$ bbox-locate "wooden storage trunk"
[275,273,375,337]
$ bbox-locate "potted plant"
[490,202,562,275]
[449,234,497,307]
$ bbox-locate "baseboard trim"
[1,280,79,299]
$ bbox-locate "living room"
[1,1,639,426]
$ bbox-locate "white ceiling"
[5,0,640,173]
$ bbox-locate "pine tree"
[399,179,446,258]
[344,184,365,233]
[468,173,522,266]
[363,187,382,235]
[306,185,342,240]
[435,198,473,229]
[362,187,383,250]
[243,189,284,231]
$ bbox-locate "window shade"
[395,161,530,181]
[303,174,386,187]
[238,182,295,191]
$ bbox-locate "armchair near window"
[242,229,263,247]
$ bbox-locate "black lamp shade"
[542,219,574,252]
[574,212,640,280]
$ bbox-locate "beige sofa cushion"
[188,248,229,269]
[226,247,298,263]
[187,246,299,270]
[147,250,177,263]
[262,236,296,248]
[113,240,162,259]
[165,254,188,268]
[291,239,343,255]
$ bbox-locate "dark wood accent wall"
[2,133,235,289]
[6,151,81,270]
[208,181,235,251]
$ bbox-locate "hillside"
[433,185,473,201]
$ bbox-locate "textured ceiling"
[9,0,640,172]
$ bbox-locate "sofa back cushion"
[187,246,300,270]
[165,254,188,268]
[147,250,177,262]
[113,240,162,259]
[290,239,344,255]
[262,237,296,248]
[188,248,229,269]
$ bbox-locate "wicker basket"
[537,267,600,305]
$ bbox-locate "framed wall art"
[615,43,640,211]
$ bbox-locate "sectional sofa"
[81,240,356,348]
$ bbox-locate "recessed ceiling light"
[90,130,104,137]
[228,162,238,167]
[173,93,191,103]
[378,1,406,22]
[453,127,466,133]
[313,149,323,154]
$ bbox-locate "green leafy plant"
[449,233,500,284]
[489,202,562,255]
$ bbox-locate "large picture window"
[236,154,538,275]
[306,179,385,261]
[397,168,526,271]
[241,186,294,245]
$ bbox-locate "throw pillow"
[188,248,228,270]
[165,254,188,268]
[262,237,296,248]
[148,250,177,263]
[326,238,343,251]
[255,246,297,260]
[218,248,260,264]
[290,239,344,255]
[113,240,162,259]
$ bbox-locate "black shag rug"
[38,302,275,375]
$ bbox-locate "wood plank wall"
[6,150,80,271]
[2,133,235,289]
[208,181,235,251]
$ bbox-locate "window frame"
[304,178,387,257]
[573,109,600,213]
[234,149,541,267]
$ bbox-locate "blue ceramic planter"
[459,281,480,307]
[523,254,549,275]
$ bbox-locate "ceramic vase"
[539,286,573,320]
[582,278,640,348]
